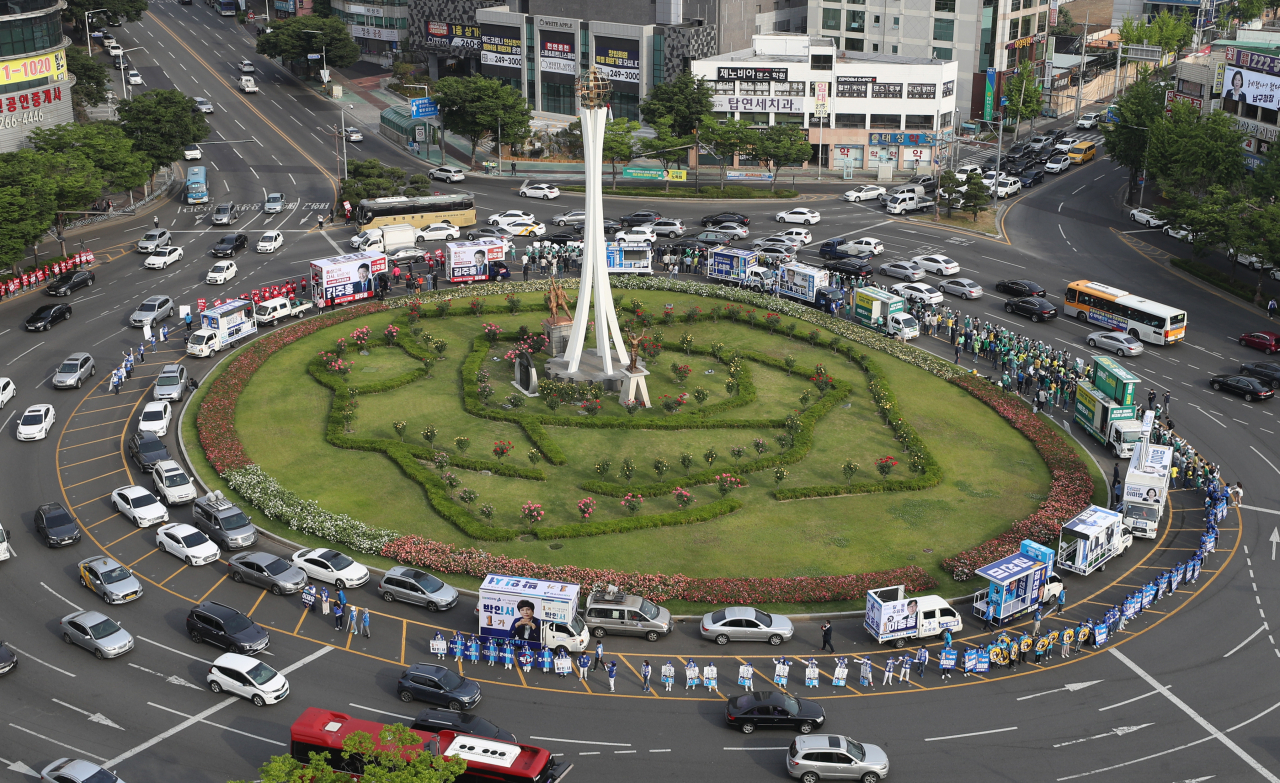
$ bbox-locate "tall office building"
[0,0,73,151]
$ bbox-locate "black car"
[186,601,270,654]
[823,258,873,279]
[1210,374,1275,402]
[701,211,750,227]
[25,303,71,331]
[545,232,578,245]
[1020,169,1045,187]
[1005,296,1058,322]
[619,210,662,227]
[724,691,826,735]
[1050,127,1071,142]
[212,233,248,258]
[994,279,1046,297]
[35,502,80,547]
[465,227,512,242]
[128,431,172,469]
[980,155,1001,172]
[0,641,16,676]
[397,662,482,710]
[1007,143,1030,159]
[46,270,95,296]
[1241,361,1280,389]
[412,708,516,742]
[1004,157,1033,175]
[1033,148,1056,164]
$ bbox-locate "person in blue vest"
[449,631,464,661]
[501,640,515,670]
[606,660,618,692]
[641,660,652,693]
[577,651,591,682]
[915,647,929,678]
[555,648,571,678]
[466,635,481,664]
[518,644,533,673]
[484,637,499,666]
[433,631,446,660]
[539,645,553,674]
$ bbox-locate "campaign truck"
[445,238,504,284]
[865,585,963,648]
[1092,355,1138,406]
[706,247,775,292]
[310,251,388,308]
[853,287,919,339]
[1122,439,1173,539]
[478,573,590,654]
[778,262,840,309]
[605,241,653,274]
[972,540,1059,625]
[187,298,256,357]
[1057,505,1133,576]
[1073,379,1142,457]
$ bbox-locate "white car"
[879,261,925,281]
[144,245,183,269]
[206,260,238,283]
[616,227,656,244]
[16,404,54,441]
[112,485,169,527]
[349,228,381,249]
[775,208,821,225]
[487,209,535,226]
[840,185,885,202]
[263,192,286,214]
[1044,156,1071,174]
[939,277,983,299]
[194,97,214,114]
[0,377,14,408]
[136,229,171,253]
[155,522,220,566]
[416,223,461,241]
[151,460,197,505]
[429,166,467,183]
[955,164,983,179]
[137,401,172,437]
[995,177,1021,197]
[891,282,944,305]
[183,144,202,160]
[290,547,370,588]
[756,245,797,264]
[506,220,546,237]
[126,70,142,85]
[710,222,749,239]
[849,237,884,255]
[343,127,363,142]
[1163,225,1198,242]
[775,227,812,244]
[754,235,802,250]
[1129,208,1164,227]
[1077,113,1099,129]
[912,254,959,275]
[1053,137,1080,153]
[107,43,123,57]
[255,232,282,254]
[208,652,290,706]
[519,183,560,199]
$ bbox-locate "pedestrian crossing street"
[956,130,1106,168]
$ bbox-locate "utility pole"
[1074,11,1089,120]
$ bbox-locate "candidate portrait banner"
[833,665,848,686]
[805,665,819,687]
[964,648,977,672]
[1224,65,1280,109]
[738,664,752,686]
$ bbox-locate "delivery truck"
[865,585,963,648]
[706,247,775,292]
[355,223,417,256]
[186,298,257,357]
[1057,505,1133,576]
[852,287,919,339]
[1122,439,1173,539]
[478,574,590,654]
[884,192,936,215]
[1073,379,1143,457]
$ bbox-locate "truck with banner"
[310,251,388,308]
[1122,439,1173,539]
[445,238,505,283]
[865,585,963,648]
[1091,355,1138,406]
[1073,379,1142,457]
[972,540,1060,625]
[1057,505,1133,576]
[853,287,918,339]
[778,262,844,312]
[478,574,590,653]
[605,241,652,274]
[705,247,774,292]
[187,298,256,357]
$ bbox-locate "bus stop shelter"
[379,106,437,161]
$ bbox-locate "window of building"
[740,112,771,126]
[1021,15,1032,36]
[835,113,866,128]
[848,0,865,4]
[541,82,575,115]
[775,81,806,95]
[822,8,841,29]
[1262,107,1279,125]
[1008,19,1019,39]
[811,53,833,69]
[809,81,833,96]
[798,18,808,32]
[774,19,791,31]
[1037,11,1047,32]
[935,0,955,10]
[808,113,832,127]
[939,112,953,128]
[846,10,865,31]
[1242,102,1260,120]
[870,113,901,129]
[893,16,900,27]
[845,36,864,50]
[650,32,664,85]
[776,113,805,125]
[932,47,952,59]
[713,81,735,94]
[1010,0,1020,10]
[740,82,771,95]
[933,18,954,40]
[872,43,879,51]
[612,92,640,121]
[1177,79,1203,97]
[892,44,898,53]
[905,114,934,129]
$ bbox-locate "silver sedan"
[227,551,309,595]
[710,222,750,239]
[700,606,794,645]
[60,610,134,659]
[939,277,984,299]
[1087,331,1145,357]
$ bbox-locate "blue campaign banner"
[1141,583,1156,608]
[964,649,977,671]
[411,97,438,118]
[1094,623,1109,646]
[1191,558,1201,581]
[976,650,990,673]
[939,649,957,669]
[1122,596,1138,620]
[1172,563,1184,591]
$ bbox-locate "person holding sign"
[774,657,790,688]
[915,647,929,678]
[704,660,718,692]
[661,660,675,691]
[484,637,499,666]
[685,659,700,689]
[554,648,571,678]
[1060,626,1074,658]
[859,657,874,689]
[804,657,819,688]
[430,631,446,659]
[882,655,896,686]
[938,648,956,680]
[963,647,977,677]
[518,645,534,673]
[833,657,848,687]
[577,651,591,682]
[739,661,754,691]
[539,645,553,674]
[897,654,911,684]
[501,640,515,670]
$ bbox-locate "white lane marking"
[1058,224,1067,238]
[7,724,106,761]
[614,750,637,754]
[531,736,632,747]
[348,703,415,722]
[7,341,44,365]
[51,699,125,730]
[579,751,599,756]
[1017,680,1103,700]
[1109,648,1280,783]
[126,662,204,690]
[1241,505,1280,516]
[137,636,212,664]
[1188,404,1227,428]
[1056,736,1214,780]
[41,582,82,611]
[0,755,39,778]
[1052,723,1153,747]
[4,644,75,677]
[278,645,333,675]
[1098,688,1165,711]
[148,703,285,745]
[650,749,671,752]
[924,726,1018,741]
[1251,446,1280,476]
[723,746,790,751]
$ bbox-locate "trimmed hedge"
[536,497,743,539]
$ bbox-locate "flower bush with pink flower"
[577,497,596,520]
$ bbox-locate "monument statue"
[625,329,648,373]
[547,278,573,324]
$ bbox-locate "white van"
[254,297,292,326]
[349,228,382,249]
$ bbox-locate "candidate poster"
[780,265,817,301]
[446,239,503,282]
[1224,65,1280,109]
[877,597,919,635]
[310,251,387,307]
[479,591,544,643]
[594,36,640,83]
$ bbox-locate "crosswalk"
[956,130,1106,168]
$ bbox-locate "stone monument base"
[619,367,651,408]
[543,349,641,393]
[542,318,573,357]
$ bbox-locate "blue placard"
[939,649,957,669]
[411,97,438,118]
[1093,623,1109,646]
[976,553,1041,584]
[975,650,990,673]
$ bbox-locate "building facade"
[692,34,957,170]
[0,0,73,152]
[1173,40,1280,170]
[332,0,411,63]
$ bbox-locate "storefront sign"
[1164,89,1204,115]
[868,145,899,163]
[536,17,576,30]
[1224,46,1280,77]
[1049,0,1059,27]
[716,66,789,81]
[711,95,803,112]
[833,144,864,163]
[1236,117,1279,142]
[540,35,576,75]
[346,3,382,15]
[1005,31,1046,50]
[481,24,522,69]
[907,83,936,99]
[1212,62,1226,95]
[868,132,936,145]
[942,79,955,97]
[836,75,873,97]
[349,26,404,41]
[595,37,641,83]
[0,82,70,146]
[871,82,902,99]
[425,22,480,49]
[0,48,66,88]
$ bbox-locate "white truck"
[478,573,590,654]
[884,192,936,215]
[1057,505,1134,576]
[356,223,417,255]
[706,246,775,292]
[777,262,831,305]
[853,287,919,339]
[1122,439,1173,539]
[238,76,257,93]
[865,585,963,648]
[187,299,257,357]
[1074,380,1143,458]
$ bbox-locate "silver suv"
[191,491,257,550]
[211,202,237,225]
[788,735,890,783]
[153,364,188,401]
[129,295,174,327]
[379,566,459,611]
[585,587,672,642]
[53,352,94,389]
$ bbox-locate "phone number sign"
[0,49,66,87]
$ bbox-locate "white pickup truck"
[238,76,257,93]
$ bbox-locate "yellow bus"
[356,193,476,230]
[1063,280,1187,345]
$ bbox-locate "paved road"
[2,9,1280,781]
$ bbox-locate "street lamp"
[301,30,327,82]
[84,8,108,54]
[339,103,354,180]
[118,47,144,100]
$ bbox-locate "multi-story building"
[755,0,809,36]
[692,33,957,170]
[1172,39,1280,169]
[0,0,73,152]
[332,0,412,63]
[407,0,753,121]
[805,0,1050,119]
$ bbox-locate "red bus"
[289,708,571,783]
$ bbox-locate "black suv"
[994,279,1046,297]
[186,601,270,654]
[1242,361,1280,389]
[619,210,662,227]
[823,258,873,279]
[396,662,482,710]
[35,503,80,547]
[725,690,826,735]
[412,708,516,742]
[700,211,750,227]
[1004,296,1058,322]
[128,431,172,469]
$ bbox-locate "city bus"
[185,166,208,205]
[288,708,570,783]
[206,0,237,15]
[356,193,477,231]
[1063,280,1187,345]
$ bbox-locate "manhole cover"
[548,542,564,550]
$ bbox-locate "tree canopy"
[29,123,150,193]
[637,116,691,191]
[67,46,110,109]
[256,16,359,71]
[697,116,753,187]
[431,76,531,167]
[1001,61,1043,141]
[116,89,210,171]
[1099,72,1166,203]
[750,123,811,190]
[640,72,714,137]
[601,117,641,189]
[233,723,466,783]
[68,0,148,30]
